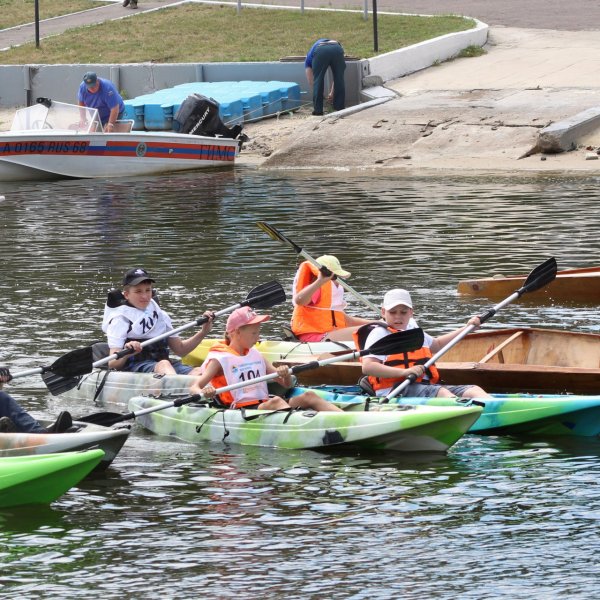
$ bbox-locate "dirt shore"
[4,100,599,175]
[239,26,600,174]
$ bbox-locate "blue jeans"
[0,391,45,433]
[312,42,346,114]
[381,383,477,398]
[126,358,193,374]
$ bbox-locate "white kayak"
[0,419,130,469]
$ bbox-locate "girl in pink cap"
[190,307,341,411]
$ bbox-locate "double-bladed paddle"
[256,221,380,315]
[9,281,286,396]
[77,327,425,427]
[380,257,558,404]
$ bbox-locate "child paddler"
[104,267,213,375]
[357,289,493,400]
[189,307,342,411]
[291,255,374,342]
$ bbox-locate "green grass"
[1,0,111,31]
[0,5,476,64]
[457,44,486,58]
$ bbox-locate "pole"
[34,0,40,48]
[373,0,379,52]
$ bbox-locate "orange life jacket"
[290,261,347,336]
[352,323,440,392]
[202,341,267,408]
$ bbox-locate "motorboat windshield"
[10,99,102,133]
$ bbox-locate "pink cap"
[226,307,270,333]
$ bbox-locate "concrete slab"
[256,27,600,171]
[390,28,600,92]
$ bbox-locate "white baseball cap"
[382,289,413,310]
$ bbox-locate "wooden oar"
[10,281,286,396]
[256,221,380,315]
[380,257,558,404]
[77,328,425,427]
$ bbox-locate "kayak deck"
[0,449,104,508]
[0,420,130,469]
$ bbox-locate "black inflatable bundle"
[174,93,243,139]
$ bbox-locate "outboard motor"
[174,93,244,139]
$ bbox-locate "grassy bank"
[0,5,475,64]
[1,0,110,31]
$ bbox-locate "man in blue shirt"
[78,71,126,132]
[305,39,346,116]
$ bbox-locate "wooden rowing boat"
[274,327,600,394]
[457,266,600,302]
[77,327,598,399]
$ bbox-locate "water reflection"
[1,170,600,597]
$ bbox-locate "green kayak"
[128,396,482,452]
[0,449,104,508]
[290,386,600,437]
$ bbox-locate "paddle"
[77,327,425,426]
[380,257,558,404]
[256,221,380,315]
[10,281,286,396]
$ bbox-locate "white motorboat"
[0,98,242,181]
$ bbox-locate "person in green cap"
[290,255,372,342]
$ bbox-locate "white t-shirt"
[105,299,178,349]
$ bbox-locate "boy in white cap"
[359,289,492,399]
[190,307,341,411]
[291,254,373,342]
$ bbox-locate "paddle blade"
[38,346,95,395]
[366,328,425,356]
[256,221,301,252]
[244,280,286,309]
[77,411,131,426]
[519,257,558,294]
[41,371,81,396]
[46,346,95,378]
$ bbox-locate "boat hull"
[0,449,104,508]
[295,386,600,437]
[182,328,600,394]
[65,369,197,405]
[0,131,239,181]
[0,420,130,469]
[457,266,600,302]
[128,396,482,453]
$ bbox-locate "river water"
[1,167,600,598]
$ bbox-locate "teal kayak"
[128,396,482,452]
[0,449,104,508]
[289,386,600,437]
